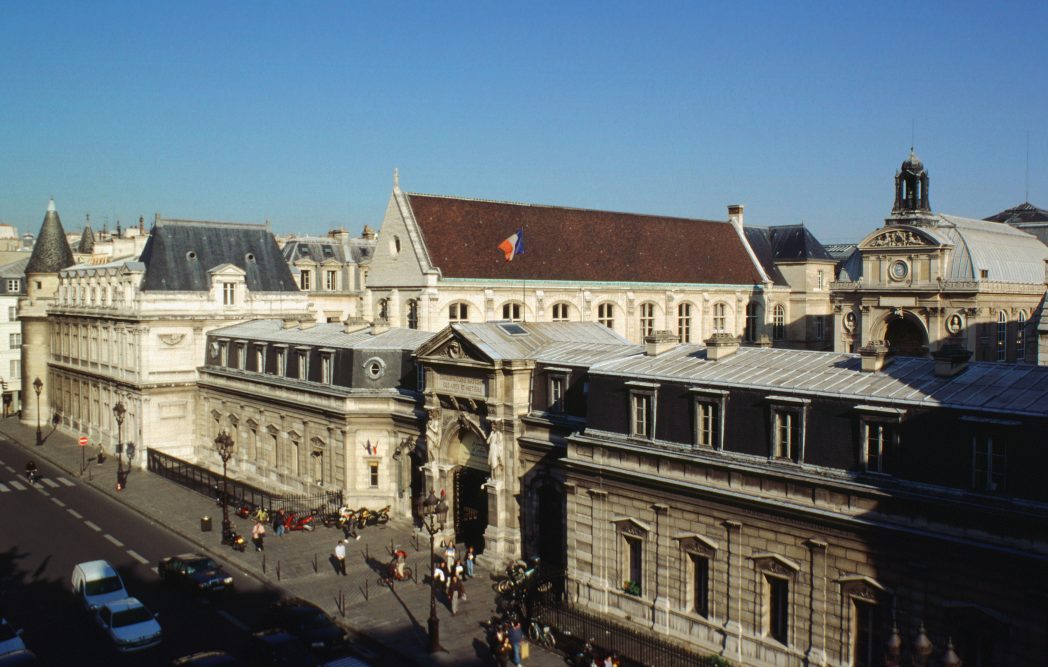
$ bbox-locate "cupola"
[892,149,931,215]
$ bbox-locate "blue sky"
[2,2,1045,244]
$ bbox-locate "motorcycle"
[355,505,390,528]
[495,556,541,594]
[25,468,40,485]
[235,501,256,519]
[221,527,247,552]
[283,511,316,532]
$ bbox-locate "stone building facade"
[281,227,375,324]
[197,320,433,514]
[40,216,311,460]
[832,152,1048,362]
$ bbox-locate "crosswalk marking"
[217,610,249,632]
[42,478,59,488]
[84,520,102,532]
[104,534,124,547]
[127,550,149,565]
[51,497,66,507]
[9,481,25,491]
[0,483,8,493]
[67,508,83,519]
[57,477,75,487]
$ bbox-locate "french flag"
[498,229,524,262]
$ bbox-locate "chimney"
[754,334,772,348]
[859,340,892,372]
[931,344,972,377]
[282,319,299,329]
[705,333,741,360]
[644,330,680,356]
[299,318,317,330]
[362,225,376,241]
[727,204,744,229]
[343,317,370,334]
[372,321,390,335]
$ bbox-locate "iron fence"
[146,448,343,516]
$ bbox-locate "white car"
[71,560,128,611]
[0,618,26,656]
[93,597,161,653]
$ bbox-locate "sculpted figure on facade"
[486,423,504,473]
[425,408,441,449]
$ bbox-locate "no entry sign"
[78,436,88,447]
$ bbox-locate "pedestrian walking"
[492,624,511,667]
[273,508,286,537]
[334,540,347,576]
[508,619,524,667]
[251,521,266,552]
[465,546,476,578]
[453,558,465,580]
[432,560,447,589]
[449,575,465,615]
[442,538,457,565]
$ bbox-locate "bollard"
[337,589,345,617]
[365,542,369,561]
[313,553,318,574]
[412,559,418,584]
[262,554,267,573]
[390,538,394,556]
[277,561,281,581]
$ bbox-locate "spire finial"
[393,167,400,190]
[47,198,56,213]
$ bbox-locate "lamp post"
[32,378,42,446]
[113,402,125,490]
[421,488,449,653]
[215,431,235,542]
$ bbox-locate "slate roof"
[591,344,1048,417]
[0,257,30,279]
[25,201,76,274]
[405,194,764,285]
[767,225,834,262]
[78,221,95,253]
[208,319,435,351]
[449,321,642,365]
[138,218,298,292]
[984,202,1048,224]
[742,228,787,286]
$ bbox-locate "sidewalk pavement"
[1,417,565,667]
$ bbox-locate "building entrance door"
[884,317,927,356]
[454,466,489,553]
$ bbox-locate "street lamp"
[113,402,126,490]
[32,378,42,446]
[215,431,235,543]
[421,488,449,653]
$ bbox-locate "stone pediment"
[837,575,888,601]
[611,517,651,536]
[673,533,718,555]
[416,329,491,365]
[750,553,800,575]
[859,226,940,251]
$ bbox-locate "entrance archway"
[884,315,928,357]
[454,466,489,552]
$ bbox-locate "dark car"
[247,629,318,667]
[0,650,40,666]
[171,650,241,666]
[261,598,346,656]
[157,554,234,594]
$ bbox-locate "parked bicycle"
[527,616,556,650]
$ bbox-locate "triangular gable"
[672,532,718,555]
[858,224,945,251]
[837,574,888,600]
[610,517,652,536]
[415,326,493,365]
[208,263,247,278]
[750,552,800,575]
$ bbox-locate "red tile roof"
[406,194,763,284]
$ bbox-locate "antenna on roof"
[1026,130,1030,203]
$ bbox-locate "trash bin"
[201,515,212,532]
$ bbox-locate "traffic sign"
[78,436,88,447]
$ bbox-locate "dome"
[900,149,924,174]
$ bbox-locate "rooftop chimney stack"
[705,333,741,360]
[727,204,744,230]
[859,341,892,372]
[644,330,680,356]
[931,344,972,377]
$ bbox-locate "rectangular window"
[853,600,876,667]
[639,303,655,337]
[219,342,229,366]
[690,554,709,617]
[623,535,643,595]
[695,401,719,448]
[816,270,824,290]
[255,346,265,372]
[677,304,692,343]
[815,316,824,341]
[222,283,235,306]
[325,270,337,291]
[416,364,425,391]
[551,303,569,322]
[300,270,312,290]
[321,354,333,384]
[275,349,287,376]
[7,306,15,320]
[865,421,896,473]
[236,344,246,370]
[449,302,469,322]
[773,409,801,461]
[369,462,379,487]
[549,375,565,413]
[6,279,19,292]
[297,351,308,380]
[9,333,21,348]
[972,435,1006,492]
[10,359,19,379]
[631,393,653,439]
[766,575,789,644]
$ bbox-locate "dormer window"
[300,270,312,290]
[627,381,658,441]
[222,283,235,306]
[972,434,1006,492]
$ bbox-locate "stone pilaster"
[805,538,828,666]
[721,519,743,661]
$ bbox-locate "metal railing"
[146,448,343,516]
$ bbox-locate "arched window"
[712,302,727,333]
[996,311,1007,361]
[1017,311,1027,362]
[551,303,570,322]
[502,302,522,321]
[639,303,656,337]
[677,303,692,343]
[448,302,469,323]
[744,303,760,342]
[406,299,419,330]
[597,303,615,329]
[377,298,389,321]
[772,305,786,340]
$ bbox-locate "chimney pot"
[644,330,680,356]
[931,344,972,377]
[705,333,741,360]
[727,204,745,229]
[859,340,892,372]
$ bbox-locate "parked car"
[0,618,26,656]
[171,650,240,666]
[246,629,318,667]
[71,560,129,611]
[0,650,39,666]
[93,597,162,653]
[261,598,347,656]
[157,553,234,594]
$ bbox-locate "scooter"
[25,468,40,484]
[283,511,316,532]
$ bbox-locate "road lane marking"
[42,478,59,488]
[104,534,124,547]
[51,497,66,507]
[84,520,102,532]
[57,477,75,487]
[33,486,50,497]
[0,483,8,493]
[9,481,25,491]
[217,610,249,632]
[3,465,13,473]
[150,567,158,575]
[127,550,149,565]
[67,508,83,519]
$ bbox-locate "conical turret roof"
[78,215,96,253]
[25,199,76,274]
